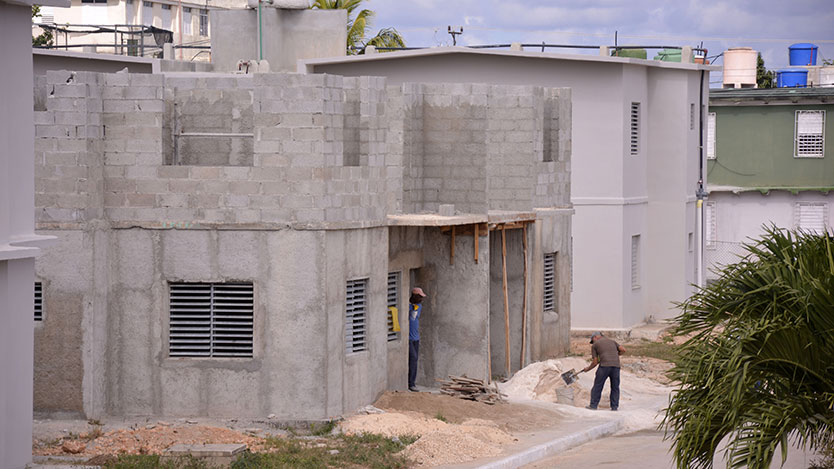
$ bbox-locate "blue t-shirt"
[408,303,422,341]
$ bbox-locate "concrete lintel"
[487,210,537,224]
[387,213,487,227]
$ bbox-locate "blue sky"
[365,0,834,86]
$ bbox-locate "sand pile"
[340,410,516,466]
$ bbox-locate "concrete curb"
[475,418,624,469]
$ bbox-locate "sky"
[363,0,834,87]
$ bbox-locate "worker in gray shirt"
[582,331,626,411]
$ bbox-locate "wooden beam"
[450,225,455,265]
[501,225,511,377]
[520,224,528,370]
[474,223,479,263]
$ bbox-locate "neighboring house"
[35,0,236,60]
[1,0,64,467]
[32,70,572,419]
[302,47,717,330]
[706,87,834,278]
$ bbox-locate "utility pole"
[447,26,463,46]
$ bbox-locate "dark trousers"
[589,366,620,409]
[408,340,419,388]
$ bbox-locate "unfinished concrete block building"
[32,69,572,419]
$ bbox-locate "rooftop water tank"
[789,43,818,66]
[777,68,808,88]
[723,47,758,88]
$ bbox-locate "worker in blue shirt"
[408,287,427,392]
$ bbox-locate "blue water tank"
[777,68,808,88]
[789,43,818,66]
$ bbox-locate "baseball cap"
[411,287,426,297]
[589,331,602,343]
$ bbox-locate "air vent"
[34,282,43,321]
[630,102,640,155]
[387,272,400,341]
[169,283,254,358]
[345,278,368,353]
[543,253,556,312]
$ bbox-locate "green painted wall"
[707,104,834,188]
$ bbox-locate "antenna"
[447,26,463,46]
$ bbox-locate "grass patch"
[626,339,679,362]
[234,433,414,469]
[95,455,212,469]
[434,413,448,423]
[309,420,336,436]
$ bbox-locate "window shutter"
[169,283,253,358]
[386,272,400,341]
[345,278,368,353]
[34,282,43,321]
[543,253,556,312]
[707,113,716,160]
[795,111,825,158]
[630,103,640,155]
[795,202,828,234]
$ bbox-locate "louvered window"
[707,112,716,160]
[387,272,400,341]
[543,253,556,312]
[690,103,695,131]
[345,278,368,353]
[34,282,43,321]
[630,103,640,155]
[631,235,640,289]
[795,202,828,234]
[705,202,717,249]
[169,283,254,358]
[795,111,825,158]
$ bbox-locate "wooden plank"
[501,225,511,378]
[450,225,455,265]
[474,223,479,264]
[520,224,528,370]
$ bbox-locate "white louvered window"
[387,272,400,341]
[690,103,695,131]
[543,253,556,312]
[631,235,640,289]
[34,282,43,321]
[707,112,716,160]
[795,202,828,234]
[705,201,717,249]
[346,278,368,353]
[169,283,254,358]
[630,102,640,155]
[795,111,825,158]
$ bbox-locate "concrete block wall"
[534,88,572,209]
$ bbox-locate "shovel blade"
[561,369,577,385]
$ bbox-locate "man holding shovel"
[582,332,626,411]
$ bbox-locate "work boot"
[409,386,419,392]
[585,405,597,410]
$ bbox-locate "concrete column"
[163,43,174,60]
[599,45,610,56]
[681,46,693,63]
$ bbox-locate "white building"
[302,47,717,330]
[1,0,64,467]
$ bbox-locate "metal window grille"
[169,283,254,358]
[631,235,640,289]
[630,102,640,155]
[34,282,43,321]
[795,110,825,158]
[387,272,400,341]
[795,202,828,234]
[707,112,716,160]
[199,9,208,36]
[705,202,717,249]
[345,278,368,353]
[543,253,556,312]
[690,103,695,131]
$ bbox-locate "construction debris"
[437,375,506,404]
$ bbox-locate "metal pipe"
[695,69,707,288]
[257,0,263,61]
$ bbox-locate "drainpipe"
[695,69,708,288]
[257,0,263,60]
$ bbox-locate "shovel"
[560,368,587,386]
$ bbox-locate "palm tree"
[662,226,834,469]
[310,0,405,54]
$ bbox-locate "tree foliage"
[310,0,404,54]
[663,226,834,469]
[757,53,775,88]
[32,5,54,47]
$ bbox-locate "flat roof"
[3,0,68,7]
[301,46,718,73]
[710,87,834,103]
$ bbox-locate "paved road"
[522,430,820,469]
